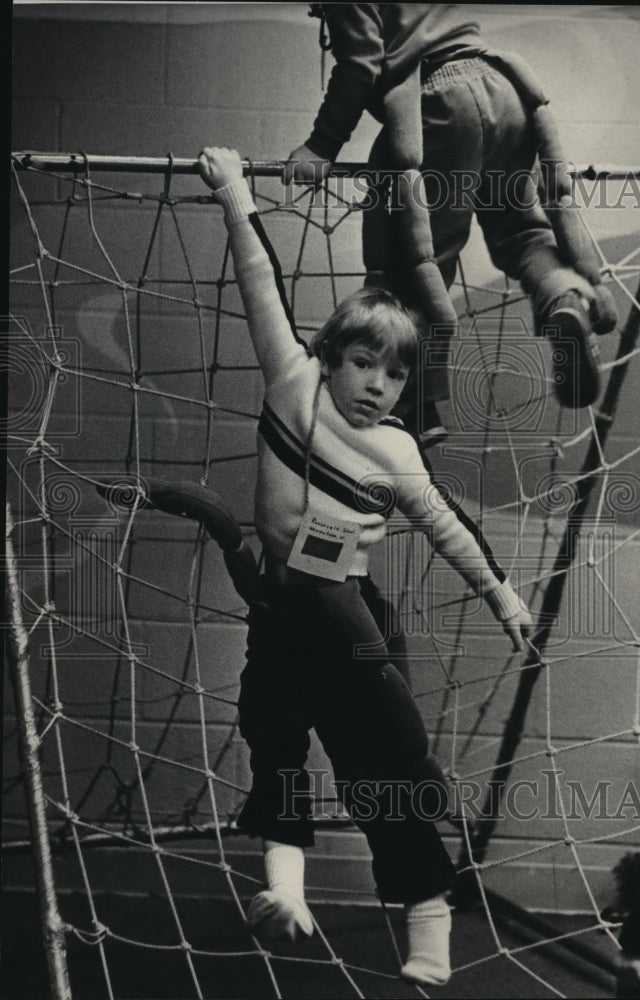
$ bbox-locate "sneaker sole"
[247,891,313,943]
[546,306,601,409]
[401,964,451,987]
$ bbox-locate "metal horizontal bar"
[11,151,640,181]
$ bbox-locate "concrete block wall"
[6,3,640,919]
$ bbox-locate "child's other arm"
[393,437,533,651]
[284,4,385,184]
[198,147,306,385]
[426,483,533,652]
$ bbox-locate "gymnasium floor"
[3,889,616,1000]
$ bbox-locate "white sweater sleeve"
[214,180,307,385]
[391,434,523,622]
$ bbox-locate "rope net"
[5,153,640,999]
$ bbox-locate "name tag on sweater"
[287,509,362,582]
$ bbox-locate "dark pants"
[364,57,592,408]
[237,575,455,904]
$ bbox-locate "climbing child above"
[285,3,618,447]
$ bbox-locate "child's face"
[322,342,409,428]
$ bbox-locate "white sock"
[247,841,313,942]
[264,841,306,898]
[401,895,452,986]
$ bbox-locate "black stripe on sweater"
[262,400,373,493]
[258,404,394,518]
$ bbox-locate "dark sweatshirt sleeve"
[306,4,385,161]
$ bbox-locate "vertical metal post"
[455,282,640,902]
[5,503,72,1000]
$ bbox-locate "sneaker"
[246,890,313,943]
[542,292,601,409]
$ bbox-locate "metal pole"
[455,280,640,903]
[5,503,72,1000]
[10,150,640,180]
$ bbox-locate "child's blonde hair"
[310,286,419,371]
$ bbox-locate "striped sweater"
[215,179,521,623]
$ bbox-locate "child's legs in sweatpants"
[289,576,414,689]
[315,658,455,903]
[362,130,462,408]
[236,594,316,847]
[361,62,494,411]
[416,60,592,400]
[237,578,416,844]
[312,578,390,658]
[311,580,455,903]
[237,578,452,902]
[432,59,594,316]
[348,575,414,687]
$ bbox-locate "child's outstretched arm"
[428,494,533,652]
[391,434,533,652]
[198,146,307,386]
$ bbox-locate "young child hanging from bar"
[197,145,532,986]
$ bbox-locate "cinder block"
[490,14,639,129]
[56,413,154,463]
[12,20,166,104]
[11,97,60,151]
[58,104,268,165]
[133,620,247,725]
[115,546,198,625]
[436,730,640,848]
[155,207,233,288]
[30,716,251,825]
[128,721,252,820]
[0,830,630,917]
[109,535,250,623]
[209,317,263,368]
[166,22,319,112]
[33,201,165,291]
[148,412,257,460]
